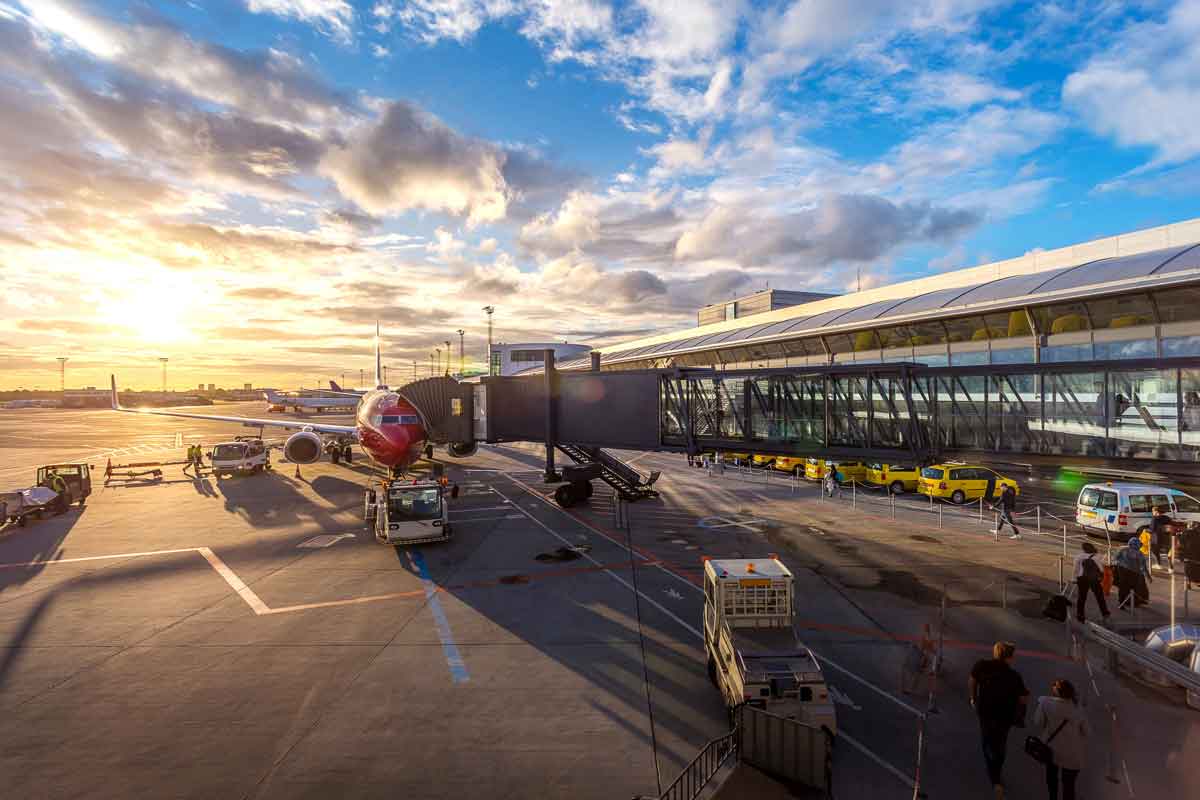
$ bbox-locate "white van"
[1075,482,1200,537]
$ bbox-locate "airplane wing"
[110,376,357,438]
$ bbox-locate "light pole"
[443,340,451,375]
[359,368,364,387]
[159,357,168,393]
[429,352,435,377]
[483,305,495,375]
[56,357,68,393]
[456,329,465,376]
[435,347,441,376]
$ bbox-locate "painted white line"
[492,483,703,640]
[838,729,918,789]
[297,533,355,549]
[506,473,700,593]
[453,515,524,522]
[813,652,925,718]
[197,548,271,615]
[450,505,513,513]
[0,548,200,569]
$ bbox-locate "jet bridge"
[396,351,1200,505]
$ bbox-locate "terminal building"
[536,217,1200,470]
[488,342,591,377]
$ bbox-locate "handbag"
[1025,718,1069,764]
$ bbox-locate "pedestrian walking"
[193,443,204,473]
[1113,536,1152,610]
[992,483,1021,540]
[823,470,838,498]
[1031,679,1088,800]
[1149,505,1173,572]
[969,641,1030,799]
[1073,542,1110,624]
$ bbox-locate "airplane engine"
[284,431,323,463]
[446,441,478,458]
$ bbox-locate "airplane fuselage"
[354,389,427,470]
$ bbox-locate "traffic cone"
[294,463,301,479]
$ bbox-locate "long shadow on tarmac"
[0,505,85,593]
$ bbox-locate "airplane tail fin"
[263,389,279,403]
[374,321,384,389]
[329,380,343,392]
[109,375,121,410]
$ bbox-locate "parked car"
[918,463,1019,504]
[1075,482,1200,539]
[772,456,806,476]
[804,457,826,481]
[867,463,921,494]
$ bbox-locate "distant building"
[489,342,592,376]
[207,383,216,392]
[697,289,838,326]
[197,383,204,390]
[243,383,252,391]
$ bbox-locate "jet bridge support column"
[543,348,560,482]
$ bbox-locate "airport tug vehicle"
[703,557,837,732]
[364,478,452,546]
[207,437,271,478]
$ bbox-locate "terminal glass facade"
[660,362,1200,464]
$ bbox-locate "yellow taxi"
[805,458,869,483]
[917,463,1020,504]
[721,452,752,465]
[752,454,777,468]
[772,456,806,476]
[867,463,921,494]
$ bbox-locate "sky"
[1,0,1199,390]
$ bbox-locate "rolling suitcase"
[1042,593,1070,622]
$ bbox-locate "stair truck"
[364,478,452,545]
[703,557,837,733]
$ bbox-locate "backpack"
[1081,555,1102,583]
[1043,593,1069,622]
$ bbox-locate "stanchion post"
[1037,505,1042,535]
[979,496,984,522]
[852,480,856,509]
[938,503,943,529]
[891,491,896,520]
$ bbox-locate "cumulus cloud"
[320,101,510,224]
[1063,0,1200,166]
[245,0,355,42]
[21,2,352,126]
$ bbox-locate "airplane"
[109,324,476,477]
[329,380,365,396]
[262,388,358,414]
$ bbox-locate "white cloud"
[245,0,355,42]
[1063,0,1200,166]
[320,101,510,225]
[908,71,1021,109]
[370,43,390,58]
[477,237,499,253]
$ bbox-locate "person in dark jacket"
[1113,537,1151,609]
[1072,542,1109,623]
[969,641,1030,799]
[992,483,1021,540]
[1149,505,1173,572]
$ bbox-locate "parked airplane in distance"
[262,389,358,414]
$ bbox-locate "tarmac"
[0,404,1196,799]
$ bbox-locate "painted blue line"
[409,551,470,684]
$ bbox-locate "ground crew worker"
[194,443,204,472]
[45,470,69,514]
[184,444,196,475]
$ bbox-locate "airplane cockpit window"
[381,415,400,423]
[400,415,419,425]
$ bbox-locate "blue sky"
[1,0,1199,388]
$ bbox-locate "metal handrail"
[656,729,738,800]
[1083,621,1200,693]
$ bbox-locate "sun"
[101,271,199,345]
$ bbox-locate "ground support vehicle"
[208,438,271,478]
[365,479,451,545]
[37,464,91,506]
[918,463,1019,504]
[1,487,57,526]
[703,557,836,733]
[1075,482,1200,540]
